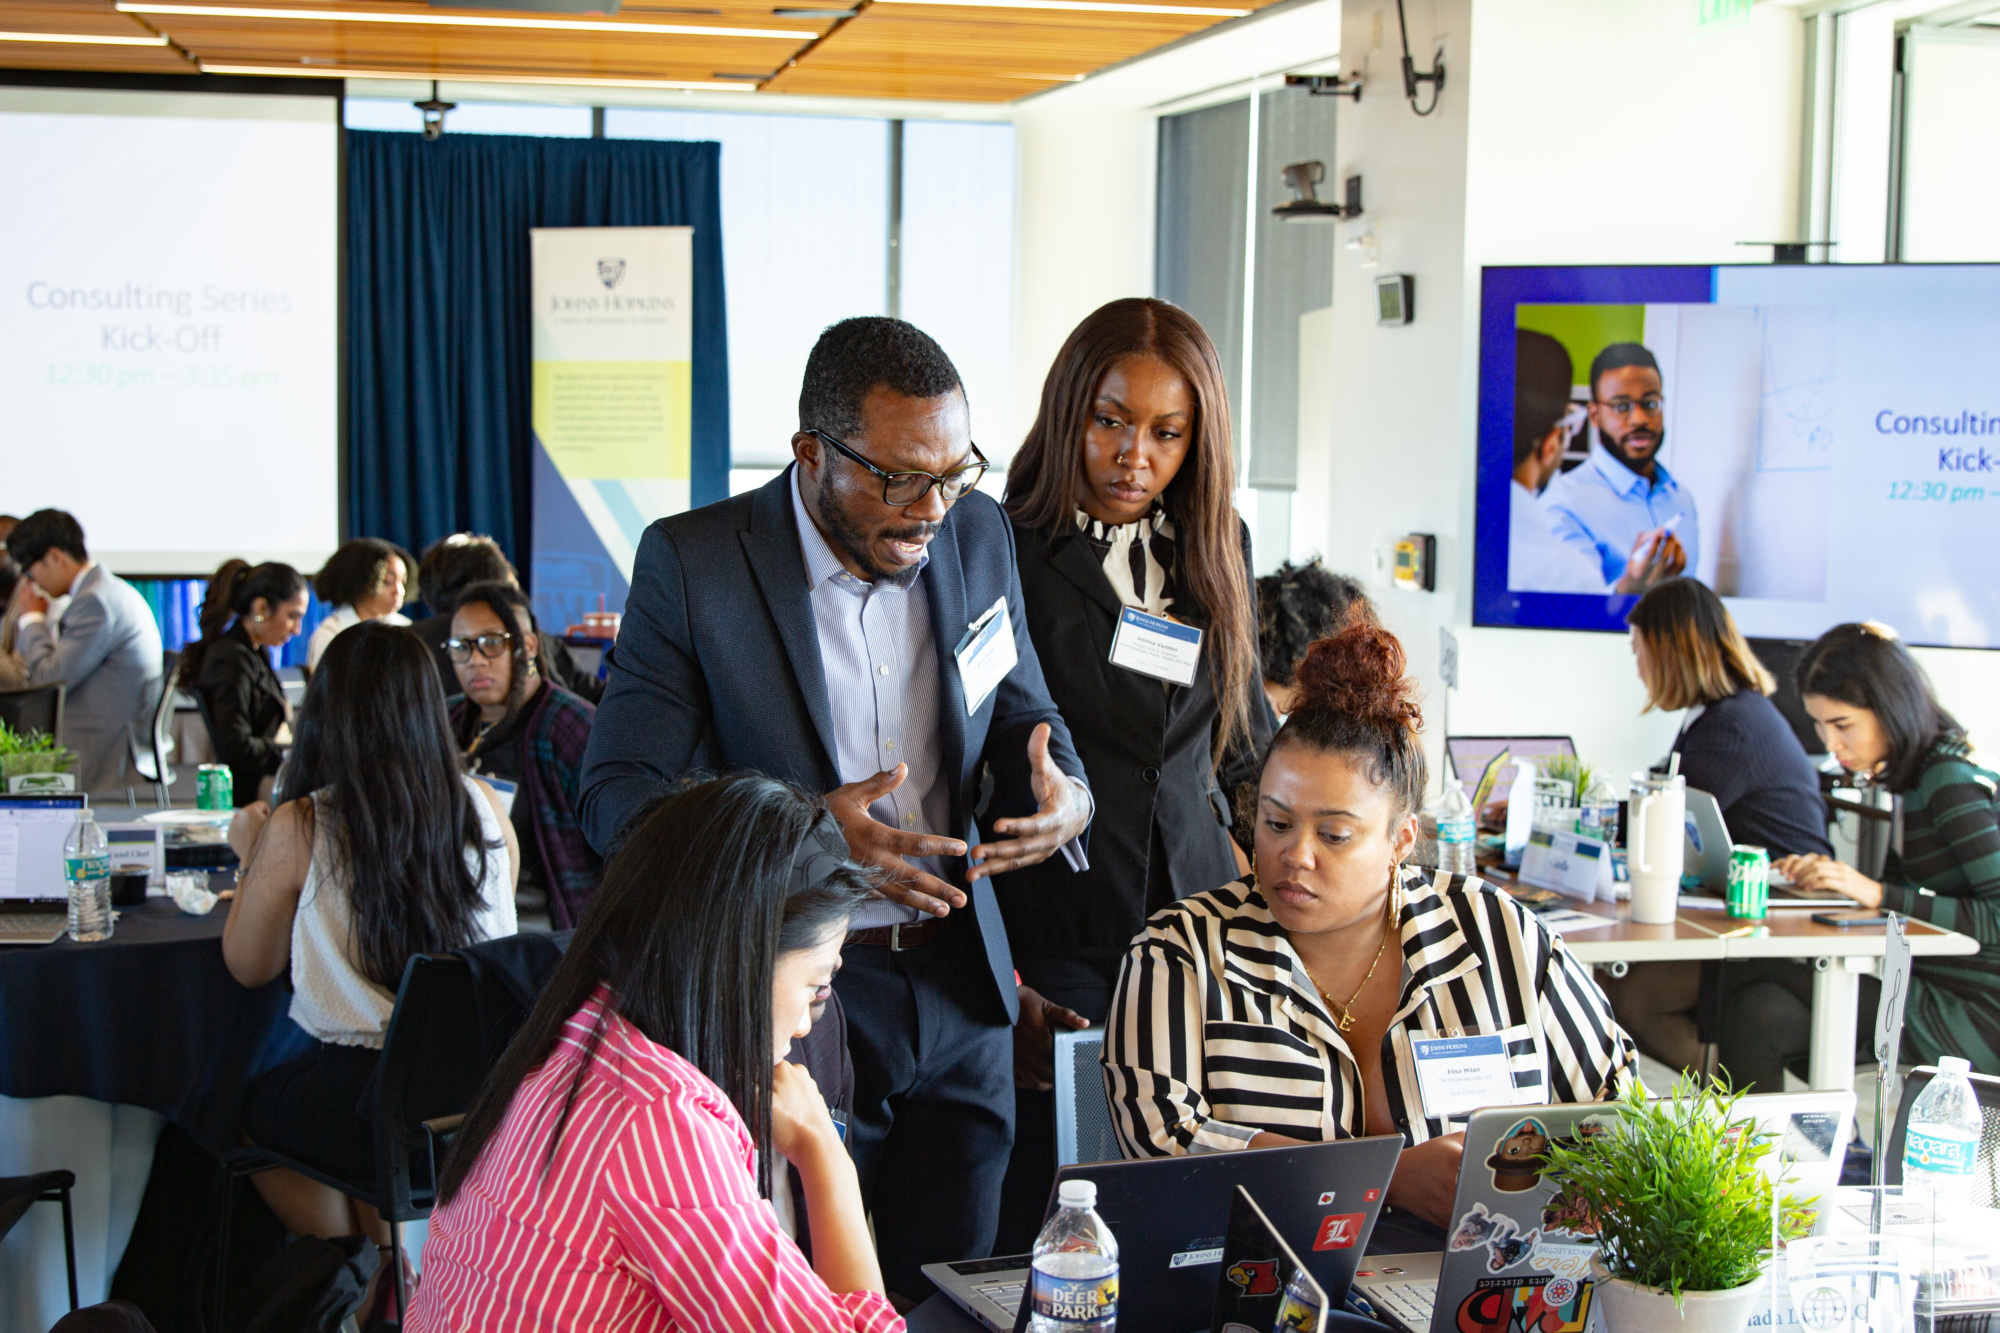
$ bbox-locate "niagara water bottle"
[1903,1056,1983,1218]
[1029,1179,1118,1331]
[1437,780,1477,877]
[64,809,113,943]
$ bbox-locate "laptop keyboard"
[0,914,65,942]
[1369,1280,1438,1327]
[975,1278,1025,1317]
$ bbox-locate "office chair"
[0,1170,79,1312]
[1883,1064,2000,1207]
[1053,1027,1122,1168]
[218,954,488,1323]
[0,681,65,743]
[127,654,179,807]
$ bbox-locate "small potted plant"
[0,722,78,793]
[1543,1078,1806,1333]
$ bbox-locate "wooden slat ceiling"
[0,0,1275,102]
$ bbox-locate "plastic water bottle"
[1029,1179,1118,1331]
[1903,1056,1983,1218]
[63,810,113,943]
[1437,780,1477,877]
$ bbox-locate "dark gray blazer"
[578,467,1090,1023]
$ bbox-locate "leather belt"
[846,919,944,951]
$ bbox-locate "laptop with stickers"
[1209,1186,1329,1333]
[922,1136,1401,1333]
[1352,1089,1856,1333]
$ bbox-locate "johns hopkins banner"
[529,225,692,631]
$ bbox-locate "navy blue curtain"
[345,131,727,578]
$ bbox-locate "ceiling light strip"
[0,29,171,44]
[199,62,762,90]
[116,4,814,41]
[870,0,1249,14]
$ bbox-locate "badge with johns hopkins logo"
[596,257,625,289]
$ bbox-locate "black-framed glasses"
[445,631,513,663]
[808,429,988,506]
[1594,394,1664,418]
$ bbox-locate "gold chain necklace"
[1299,880,1401,1034]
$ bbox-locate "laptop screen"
[1444,737,1577,803]
[0,796,88,903]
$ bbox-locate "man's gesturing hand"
[825,763,968,918]
[967,722,1090,881]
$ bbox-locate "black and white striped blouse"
[1103,866,1638,1157]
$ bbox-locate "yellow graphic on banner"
[531,359,691,480]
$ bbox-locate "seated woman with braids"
[1103,621,1639,1231]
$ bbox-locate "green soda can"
[197,763,233,812]
[1727,844,1770,920]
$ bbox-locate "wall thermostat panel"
[1393,533,1436,591]
[1376,273,1415,325]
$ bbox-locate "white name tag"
[481,776,519,818]
[955,596,1017,716]
[1411,1033,1522,1120]
[1107,607,1202,686]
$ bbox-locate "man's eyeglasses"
[808,428,988,506]
[445,631,513,663]
[1595,395,1664,418]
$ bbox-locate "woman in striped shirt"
[1723,622,2000,1085]
[1104,621,1638,1228]
[407,775,904,1333]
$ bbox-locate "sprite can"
[1727,844,1770,920]
[197,763,233,812]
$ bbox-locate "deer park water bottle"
[1903,1056,1983,1218]
[1437,779,1477,877]
[63,809,113,943]
[1030,1179,1118,1331]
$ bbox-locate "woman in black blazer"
[179,560,308,806]
[996,298,1275,1248]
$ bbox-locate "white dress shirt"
[1507,479,1608,594]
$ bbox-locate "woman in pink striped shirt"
[407,775,904,1332]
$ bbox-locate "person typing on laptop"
[1103,621,1639,1230]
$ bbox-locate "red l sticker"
[1314,1213,1366,1251]
[1363,1188,1382,1202]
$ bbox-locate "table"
[0,897,309,1331]
[1482,870,1978,1092]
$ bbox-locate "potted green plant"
[1543,1079,1807,1333]
[0,722,78,792]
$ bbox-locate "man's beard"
[1608,424,1665,471]
[817,480,938,590]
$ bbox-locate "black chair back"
[372,954,487,1223]
[0,682,64,742]
[1883,1065,2000,1207]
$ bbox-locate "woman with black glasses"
[446,581,600,928]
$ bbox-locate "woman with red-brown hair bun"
[1103,620,1639,1242]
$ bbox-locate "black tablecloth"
[0,897,311,1154]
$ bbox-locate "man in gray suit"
[8,510,164,793]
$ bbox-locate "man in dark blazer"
[580,317,1093,1299]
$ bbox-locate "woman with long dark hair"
[408,775,900,1332]
[222,621,518,1321]
[306,537,415,671]
[179,559,308,806]
[446,580,600,928]
[1718,621,2000,1084]
[995,297,1276,1247]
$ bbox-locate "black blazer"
[1672,687,1833,858]
[192,621,287,805]
[999,517,1275,973]
[578,467,1090,1023]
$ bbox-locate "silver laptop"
[0,795,88,945]
[1353,1090,1854,1333]
[1683,789,1850,907]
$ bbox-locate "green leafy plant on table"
[0,720,76,781]
[1542,754,1597,803]
[1542,1078,1810,1323]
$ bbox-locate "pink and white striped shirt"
[407,985,904,1333]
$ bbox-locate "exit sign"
[1697,0,1752,27]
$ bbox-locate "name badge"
[1411,1034,1521,1120]
[481,776,519,818]
[1108,607,1202,686]
[955,597,1018,716]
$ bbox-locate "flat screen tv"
[1474,264,2000,649]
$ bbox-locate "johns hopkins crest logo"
[597,257,626,289]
